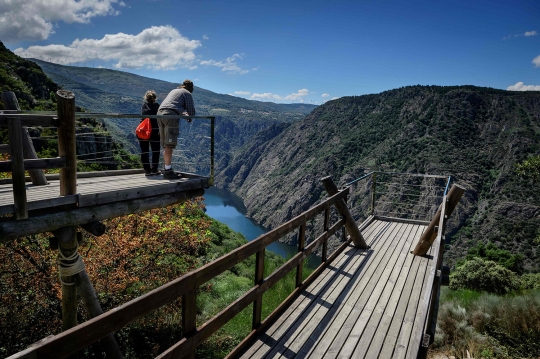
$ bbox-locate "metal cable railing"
[346,171,451,222]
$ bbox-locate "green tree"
[466,242,525,274]
[450,257,521,295]
[516,156,540,245]
[516,155,540,182]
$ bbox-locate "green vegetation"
[0,200,300,358]
[449,257,521,295]
[218,85,540,273]
[516,155,540,182]
[433,288,540,358]
[0,42,58,111]
[464,242,525,274]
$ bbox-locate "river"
[202,187,300,259]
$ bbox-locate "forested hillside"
[0,41,141,173]
[31,59,316,164]
[0,42,57,111]
[217,85,540,272]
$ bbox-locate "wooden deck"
[0,170,210,240]
[236,218,434,359]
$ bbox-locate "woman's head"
[144,90,157,103]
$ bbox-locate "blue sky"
[1,0,539,104]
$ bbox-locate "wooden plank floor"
[0,172,210,215]
[236,218,434,359]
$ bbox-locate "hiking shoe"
[162,168,182,179]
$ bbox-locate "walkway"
[236,217,434,359]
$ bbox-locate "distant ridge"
[217,85,540,272]
[31,58,317,160]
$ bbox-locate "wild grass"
[195,245,317,359]
[431,288,540,358]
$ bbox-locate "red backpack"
[136,118,152,140]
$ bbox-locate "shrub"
[521,273,540,290]
[449,257,520,295]
[466,242,524,274]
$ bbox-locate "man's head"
[180,79,194,93]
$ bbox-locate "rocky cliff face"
[217,86,540,271]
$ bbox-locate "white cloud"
[234,91,251,95]
[203,35,209,40]
[533,55,540,67]
[0,0,124,42]
[250,89,310,103]
[321,93,330,98]
[13,25,201,70]
[507,82,540,91]
[503,30,538,40]
[200,53,249,74]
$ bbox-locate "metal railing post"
[209,116,218,186]
[370,172,377,215]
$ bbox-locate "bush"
[433,289,540,358]
[466,242,524,274]
[521,273,540,290]
[449,257,520,295]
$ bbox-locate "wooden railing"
[9,184,356,359]
[0,90,217,220]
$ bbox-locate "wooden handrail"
[7,188,351,359]
[411,184,465,255]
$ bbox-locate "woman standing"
[139,90,161,175]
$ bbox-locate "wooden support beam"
[53,226,79,331]
[411,184,465,256]
[80,220,106,237]
[76,271,123,358]
[320,176,368,249]
[441,266,450,286]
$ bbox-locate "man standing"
[157,79,196,179]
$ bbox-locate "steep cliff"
[217,85,540,271]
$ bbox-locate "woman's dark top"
[141,101,160,140]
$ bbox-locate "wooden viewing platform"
[236,217,434,358]
[0,170,210,241]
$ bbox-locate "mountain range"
[2,42,539,272]
[31,59,316,158]
[216,86,540,272]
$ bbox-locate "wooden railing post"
[412,184,465,256]
[57,90,77,195]
[55,90,79,335]
[7,116,28,219]
[322,209,329,262]
[182,277,197,359]
[296,224,306,287]
[321,176,369,249]
[1,91,48,185]
[252,248,265,329]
